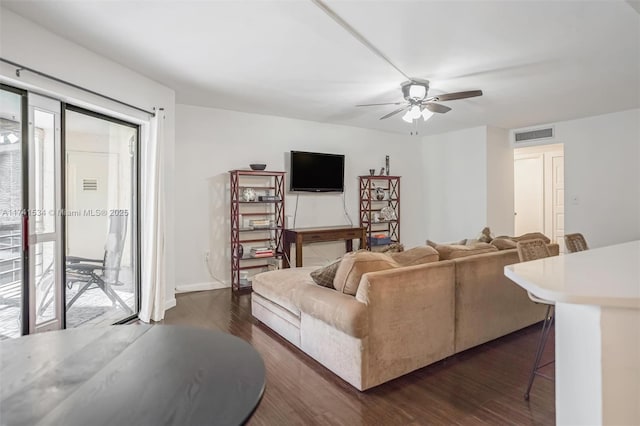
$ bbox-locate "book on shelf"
[250,247,274,257]
[252,252,274,258]
[249,219,272,229]
[250,247,271,253]
[258,195,281,202]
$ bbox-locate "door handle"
[22,214,29,252]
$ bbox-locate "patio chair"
[516,238,554,401]
[65,215,132,314]
[38,215,132,315]
[564,233,589,253]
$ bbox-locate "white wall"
[421,126,514,243]
[557,108,640,248]
[175,104,423,289]
[0,8,177,308]
[486,126,515,237]
[421,126,487,242]
[422,107,640,250]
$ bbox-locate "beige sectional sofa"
[251,244,559,391]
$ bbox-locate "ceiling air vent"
[514,127,554,143]
[83,178,98,191]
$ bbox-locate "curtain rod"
[0,57,157,116]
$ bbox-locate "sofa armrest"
[296,285,367,338]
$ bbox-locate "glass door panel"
[65,108,138,327]
[0,86,25,339]
[28,94,63,333]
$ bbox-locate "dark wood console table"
[282,226,367,268]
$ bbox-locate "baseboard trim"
[164,297,177,311]
[175,281,230,294]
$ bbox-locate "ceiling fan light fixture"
[421,109,434,121]
[408,84,426,100]
[409,105,422,119]
[402,110,413,123]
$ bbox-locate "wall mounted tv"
[289,151,345,192]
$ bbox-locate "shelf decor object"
[359,175,400,250]
[242,187,256,202]
[229,169,286,292]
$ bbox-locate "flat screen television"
[289,151,345,192]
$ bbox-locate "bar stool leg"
[524,305,555,400]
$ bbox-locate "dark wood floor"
[161,289,555,425]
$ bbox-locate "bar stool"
[564,233,589,253]
[516,238,554,400]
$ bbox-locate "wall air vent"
[82,178,98,191]
[514,127,554,143]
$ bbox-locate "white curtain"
[139,111,166,322]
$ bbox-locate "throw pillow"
[389,246,439,266]
[381,243,404,253]
[512,232,551,244]
[333,251,399,296]
[310,258,342,288]
[477,226,493,243]
[490,237,518,250]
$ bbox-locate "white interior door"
[551,153,565,250]
[514,153,544,235]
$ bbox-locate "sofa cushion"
[433,242,498,260]
[389,246,439,266]
[310,258,341,288]
[512,232,551,244]
[427,239,466,247]
[333,251,399,296]
[296,285,367,338]
[252,266,317,316]
[490,237,518,250]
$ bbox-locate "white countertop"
[505,240,640,308]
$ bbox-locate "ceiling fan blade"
[356,101,404,107]
[424,103,452,114]
[433,90,483,102]
[379,105,409,120]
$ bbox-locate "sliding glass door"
[28,93,64,333]
[0,85,140,338]
[0,85,26,339]
[64,107,139,327]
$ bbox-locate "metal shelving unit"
[229,170,285,292]
[359,175,401,249]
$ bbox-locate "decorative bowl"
[250,163,267,170]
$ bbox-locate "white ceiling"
[3,0,640,135]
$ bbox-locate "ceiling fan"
[311,0,483,126]
[356,79,483,122]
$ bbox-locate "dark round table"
[0,325,265,426]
